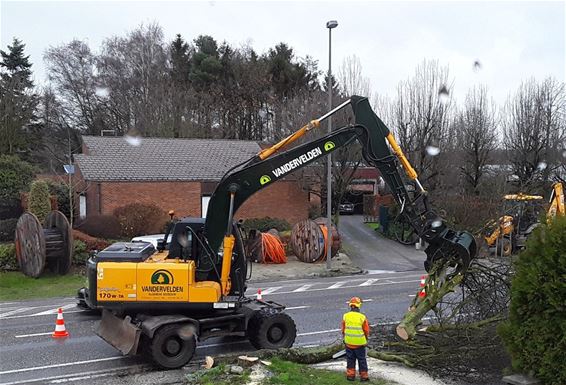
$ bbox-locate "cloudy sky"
[1,0,564,105]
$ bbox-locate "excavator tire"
[248,310,297,350]
[149,324,196,369]
[496,237,513,257]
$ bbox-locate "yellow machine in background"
[485,182,565,256]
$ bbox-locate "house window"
[79,194,86,219]
[201,196,211,218]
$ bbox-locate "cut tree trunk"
[396,264,464,340]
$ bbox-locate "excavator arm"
[204,96,477,281]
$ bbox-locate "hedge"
[498,216,566,385]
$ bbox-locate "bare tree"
[503,77,565,191]
[44,40,102,135]
[391,60,453,190]
[338,55,371,98]
[97,23,172,137]
[455,86,499,195]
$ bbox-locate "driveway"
[338,215,426,272]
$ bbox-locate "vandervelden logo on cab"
[142,270,184,294]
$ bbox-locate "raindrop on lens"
[537,161,547,171]
[124,135,142,147]
[473,60,482,72]
[95,87,109,98]
[438,85,449,105]
[177,234,189,248]
[426,146,440,156]
[124,128,142,146]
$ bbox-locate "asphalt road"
[339,215,426,272]
[0,270,427,385]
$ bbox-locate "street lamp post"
[326,20,338,270]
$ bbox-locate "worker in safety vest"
[342,296,370,381]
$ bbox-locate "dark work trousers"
[346,346,368,374]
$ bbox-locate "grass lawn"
[0,271,86,301]
[267,358,392,385]
[187,359,394,385]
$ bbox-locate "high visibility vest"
[343,311,367,346]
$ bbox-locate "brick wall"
[237,180,309,225]
[97,181,202,217]
[79,179,309,226]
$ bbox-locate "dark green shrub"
[0,198,23,220]
[77,215,122,239]
[498,216,566,385]
[241,217,291,233]
[48,182,71,220]
[0,218,18,242]
[113,203,167,238]
[0,243,17,271]
[28,180,51,224]
[73,240,89,265]
[0,155,36,202]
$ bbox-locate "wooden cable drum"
[15,211,73,278]
[313,217,341,257]
[290,219,341,263]
[245,229,286,264]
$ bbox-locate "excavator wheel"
[496,237,513,257]
[248,310,297,350]
[149,324,196,369]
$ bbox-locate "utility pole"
[326,20,338,270]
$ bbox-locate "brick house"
[73,136,310,226]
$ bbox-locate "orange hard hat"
[348,297,362,308]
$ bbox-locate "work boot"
[360,371,369,382]
[347,367,356,381]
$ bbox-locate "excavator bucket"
[96,309,141,355]
[424,229,477,273]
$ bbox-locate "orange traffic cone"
[52,308,69,338]
[418,275,427,299]
[257,289,263,301]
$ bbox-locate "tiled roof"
[75,136,261,181]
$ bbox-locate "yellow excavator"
[77,96,477,369]
[485,182,565,256]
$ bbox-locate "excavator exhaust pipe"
[424,230,477,273]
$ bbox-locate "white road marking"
[359,278,379,286]
[0,357,124,375]
[286,306,310,310]
[297,328,341,336]
[33,304,76,316]
[366,270,397,274]
[0,307,32,318]
[15,332,53,338]
[302,344,320,348]
[260,286,282,295]
[0,309,87,320]
[292,284,313,292]
[266,279,419,296]
[0,365,146,385]
[327,281,346,289]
